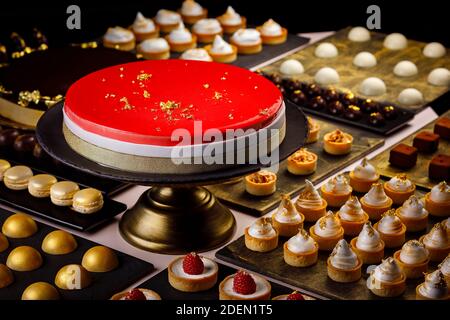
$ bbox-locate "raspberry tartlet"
[111,288,161,300]
[219,270,271,300]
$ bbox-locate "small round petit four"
[393,60,418,77]
[295,180,327,222]
[337,196,369,236]
[204,35,237,63]
[272,194,305,237]
[103,27,136,51]
[230,28,262,55]
[180,0,207,25]
[424,181,450,217]
[309,211,344,251]
[374,209,406,248]
[423,42,446,58]
[192,18,222,43]
[50,181,80,207]
[0,264,13,289]
[397,88,424,107]
[3,165,33,190]
[396,195,428,232]
[394,240,429,279]
[166,22,197,52]
[323,129,353,155]
[154,9,182,33]
[416,270,449,300]
[420,222,449,262]
[0,233,8,253]
[348,26,371,42]
[180,48,213,61]
[353,51,377,68]
[359,77,386,96]
[283,228,318,267]
[279,59,304,76]
[82,246,118,272]
[28,174,57,198]
[272,291,305,300]
[428,68,450,86]
[2,213,38,238]
[7,246,42,271]
[349,158,379,193]
[383,33,408,50]
[168,252,218,292]
[72,188,104,214]
[351,222,385,264]
[321,174,352,208]
[314,42,338,58]
[42,230,77,255]
[137,38,170,60]
[257,19,287,45]
[217,6,246,34]
[327,239,362,283]
[22,282,60,300]
[314,67,340,85]
[13,134,36,154]
[439,255,450,287]
[55,264,92,290]
[287,148,317,176]
[360,183,393,220]
[367,257,406,297]
[0,159,11,180]
[383,174,415,205]
[244,218,278,252]
[245,170,277,196]
[219,270,271,300]
[0,129,20,148]
[111,288,161,300]
[306,117,320,144]
[131,12,159,41]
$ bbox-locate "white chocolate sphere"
[348,27,371,42]
[359,77,387,96]
[423,42,446,58]
[393,60,418,77]
[398,88,424,106]
[427,68,450,86]
[315,42,338,58]
[314,67,340,85]
[279,59,304,75]
[383,33,408,50]
[353,52,377,68]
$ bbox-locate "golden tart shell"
[244,227,278,252]
[168,256,218,292]
[283,241,319,267]
[373,221,406,248]
[327,257,362,283]
[309,226,344,251]
[350,237,385,265]
[393,250,429,279]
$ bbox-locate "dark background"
[0,0,449,47]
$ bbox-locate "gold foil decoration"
[18,90,63,108]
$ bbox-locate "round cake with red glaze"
[63,60,285,173]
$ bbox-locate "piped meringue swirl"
[353,158,378,181]
[274,194,302,224]
[418,270,448,299]
[180,0,203,16]
[439,255,450,276]
[314,211,342,238]
[330,239,359,270]
[231,29,261,45]
[210,35,233,54]
[399,240,429,264]
[362,183,391,207]
[220,6,242,25]
[371,257,403,283]
[377,209,404,234]
[386,174,414,192]
[356,222,383,252]
[155,9,181,25]
[422,223,449,249]
[338,196,366,222]
[323,174,351,195]
[429,181,450,203]
[286,228,317,253]
[260,19,283,36]
[132,12,156,34]
[104,27,135,43]
[397,195,428,218]
[248,218,277,239]
[296,180,324,209]
[168,22,193,43]
[193,19,222,35]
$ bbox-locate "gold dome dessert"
[420,222,449,262]
[349,158,379,193]
[424,181,450,217]
[0,159,11,180]
[42,230,78,255]
[321,174,352,208]
[111,288,162,300]
[306,117,320,144]
[360,183,393,220]
[383,174,415,205]
[55,264,92,290]
[351,222,385,264]
[82,246,119,272]
[309,211,344,251]
[3,165,33,190]
[367,257,406,297]
[327,239,362,283]
[0,264,14,289]
[323,129,353,155]
[2,213,38,238]
[287,148,318,176]
[244,218,278,252]
[0,233,8,252]
[337,196,369,236]
[416,270,449,300]
[244,170,277,196]
[72,188,104,214]
[438,255,450,287]
[374,209,406,248]
[21,282,60,300]
[394,240,429,279]
[272,194,305,237]
[7,246,43,271]
[283,227,319,267]
[295,180,327,222]
[28,174,57,198]
[396,195,429,232]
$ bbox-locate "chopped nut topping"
[327,129,350,143]
[248,171,276,184]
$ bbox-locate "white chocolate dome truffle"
[348,27,371,42]
[279,59,304,75]
[393,60,418,77]
[359,77,387,96]
[383,33,408,50]
[353,52,377,68]
[428,68,450,86]
[423,42,446,58]
[397,88,424,107]
[314,67,340,85]
[315,42,338,58]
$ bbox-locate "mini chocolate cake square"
[434,117,450,140]
[389,143,418,169]
[429,154,450,181]
[413,131,440,153]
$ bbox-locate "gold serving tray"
[372,110,450,190]
[260,27,450,112]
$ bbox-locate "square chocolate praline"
[413,131,440,153]
[429,154,450,181]
[389,143,418,169]
[434,117,450,140]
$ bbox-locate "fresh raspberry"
[232,270,256,295]
[286,291,304,300]
[124,288,146,300]
[182,252,204,275]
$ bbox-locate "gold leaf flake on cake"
[143,90,151,99]
[137,72,152,81]
[259,108,269,116]
[203,83,210,89]
[213,91,222,100]
[101,78,106,83]
[119,97,134,110]
[228,113,234,120]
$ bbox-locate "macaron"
[28,174,57,198]
[0,160,11,180]
[50,181,80,206]
[72,188,104,214]
[3,165,33,190]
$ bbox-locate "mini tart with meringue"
[323,129,353,155]
[367,257,406,297]
[219,270,271,300]
[383,174,416,205]
[424,181,450,217]
[230,29,262,55]
[103,27,136,51]
[327,239,362,283]
[396,195,429,232]
[245,218,278,252]
[111,288,162,300]
[217,6,246,34]
[337,196,369,236]
[245,170,277,196]
[360,183,393,220]
[168,253,218,292]
[180,48,213,61]
[131,12,159,41]
[321,174,352,208]
[256,19,287,45]
[192,18,223,43]
[179,0,207,25]
[374,209,406,248]
[349,158,379,193]
[351,222,385,264]
[204,35,237,63]
[416,270,449,300]
[165,22,197,52]
[439,255,450,287]
[394,240,429,279]
[137,38,170,60]
[154,9,182,33]
[287,148,318,176]
[272,194,305,237]
[309,211,344,251]
[306,117,320,144]
[295,180,327,222]
[420,222,450,262]
[284,228,319,267]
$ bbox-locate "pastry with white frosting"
[428,68,450,86]
[321,174,352,208]
[295,179,327,222]
[230,28,262,54]
[438,255,450,287]
[394,240,429,279]
[424,181,450,217]
[383,174,416,205]
[314,67,340,85]
[359,77,387,96]
[416,270,449,300]
[217,6,246,34]
[257,19,287,45]
[272,194,305,237]
[314,42,338,58]
[360,183,393,220]
[396,195,429,232]
[351,222,385,264]
[180,0,207,24]
[192,18,223,43]
[137,38,170,60]
[244,218,278,252]
[348,27,371,42]
[374,209,406,248]
[205,35,237,63]
[103,26,136,51]
[327,239,362,283]
[166,22,196,52]
[219,270,271,300]
[309,211,344,251]
[349,158,380,193]
[353,51,377,68]
[420,222,450,262]
[367,257,406,297]
[180,48,213,62]
[287,148,318,176]
[154,9,182,33]
[284,227,319,267]
[383,33,408,50]
[279,59,304,76]
[397,88,424,107]
[245,170,277,196]
[423,42,446,58]
[131,12,159,41]
[337,196,369,236]
[393,60,418,77]
[323,129,353,155]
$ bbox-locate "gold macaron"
[72,188,104,214]
[55,264,92,290]
[7,246,43,271]
[3,165,33,190]
[28,174,57,198]
[0,159,11,180]
[2,213,38,238]
[42,230,77,255]
[0,264,14,289]
[0,233,9,252]
[82,246,119,272]
[50,181,80,206]
[22,282,60,300]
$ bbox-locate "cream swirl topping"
[180,48,213,61]
[104,27,135,43]
[132,12,156,34]
[296,180,324,209]
[210,35,233,54]
[192,18,222,35]
[330,239,359,270]
[399,240,429,265]
[353,158,378,181]
[260,19,283,36]
[438,255,450,276]
[314,211,342,238]
[180,0,203,16]
[386,174,413,192]
[377,209,404,235]
[220,6,242,25]
[371,257,403,283]
[397,195,428,218]
[138,38,169,52]
[231,29,261,45]
[338,196,366,222]
[429,181,450,203]
[274,194,302,224]
[155,9,181,25]
[356,222,383,252]
[362,183,391,207]
[168,22,193,43]
[418,270,448,299]
[423,223,449,249]
[323,174,351,195]
[248,218,277,239]
[286,228,317,253]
